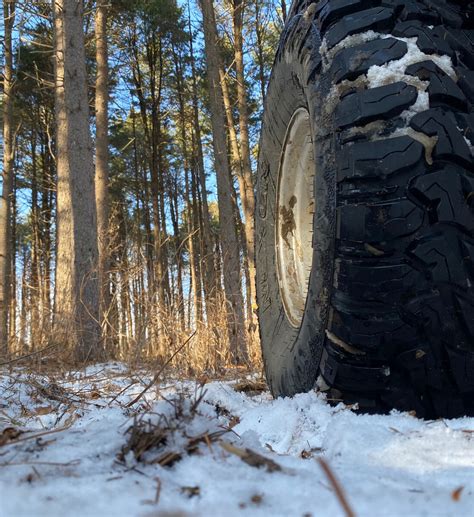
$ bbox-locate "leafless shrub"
[118,386,229,468]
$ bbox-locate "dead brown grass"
[118,386,229,468]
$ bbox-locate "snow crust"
[1,364,473,516]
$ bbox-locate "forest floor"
[0,363,473,517]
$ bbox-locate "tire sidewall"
[256,18,336,397]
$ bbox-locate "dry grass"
[2,293,263,380]
[118,385,230,468]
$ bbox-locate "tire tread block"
[407,226,474,286]
[325,7,395,49]
[405,61,467,111]
[446,30,474,67]
[317,0,374,33]
[457,68,474,102]
[410,109,474,169]
[393,21,455,58]
[337,136,425,181]
[337,259,422,303]
[320,347,391,391]
[408,166,474,231]
[420,0,464,28]
[335,81,418,128]
[382,0,439,25]
[338,199,424,242]
[330,37,407,83]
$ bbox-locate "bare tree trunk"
[9,170,17,346]
[95,0,111,345]
[41,136,54,335]
[254,0,267,102]
[0,0,15,356]
[232,0,258,338]
[186,169,202,325]
[187,7,217,317]
[130,28,170,336]
[19,250,28,352]
[168,176,185,328]
[281,0,287,22]
[53,0,101,361]
[219,67,242,177]
[200,0,248,363]
[30,130,41,346]
[172,43,203,326]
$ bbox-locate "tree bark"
[95,0,111,344]
[254,0,267,102]
[200,0,248,363]
[172,43,203,326]
[0,0,16,356]
[53,0,101,361]
[187,8,218,318]
[281,0,287,22]
[232,0,258,338]
[30,129,41,346]
[9,168,17,347]
[219,67,242,178]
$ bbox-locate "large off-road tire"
[256,0,474,418]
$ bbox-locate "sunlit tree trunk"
[95,0,111,345]
[0,0,16,356]
[53,0,101,361]
[187,10,217,318]
[172,43,203,326]
[30,130,41,347]
[9,171,17,348]
[254,0,267,101]
[281,0,287,22]
[200,0,248,363]
[219,67,242,176]
[232,0,258,339]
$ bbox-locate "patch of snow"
[367,37,456,88]
[1,364,473,516]
[399,89,430,123]
[321,30,381,70]
[464,136,474,155]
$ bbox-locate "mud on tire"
[256,0,474,418]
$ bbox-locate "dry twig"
[317,457,355,517]
[220,441,282,472]
[0,424,73,448]
[126,331,196,407]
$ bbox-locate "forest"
[2,1,474,515]
[1,0,285,371]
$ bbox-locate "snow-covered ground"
[0,363,473,517]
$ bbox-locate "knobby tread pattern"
[316,0,474,417]
[335,82,418,128]
[406,61,467,111]
[410,109,473,169]
[393,22,455,58]
[325,7,395,49]
[457,69,474,102]
[329,38,407,84]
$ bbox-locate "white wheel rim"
[275,108,315,328]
